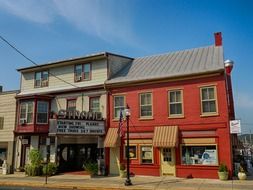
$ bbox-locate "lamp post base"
[125,179,132,186]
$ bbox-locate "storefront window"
[140,145,153,164]
[20,101,34,124]
[124,145,137,159]
[37,101,49,124]
[181,145,217,165]
[0,148,7,167]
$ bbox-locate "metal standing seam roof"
[105,45,224,84]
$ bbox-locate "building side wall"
[0,92,17,142]
[20,59,107,94]
[108,54,132,79]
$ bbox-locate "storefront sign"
[230,120,241,134]
[57,109,103,121]
[50,119,105,135]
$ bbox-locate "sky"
[0,0,252,134]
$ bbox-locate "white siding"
[0,91,17,142]
[20,59,107,95]
[51,90,107,118]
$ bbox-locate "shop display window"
[0,148,7,167]
[140,145,153,164]
[124,145,137,159]
[181,145,218,165]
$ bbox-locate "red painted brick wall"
[108,73,233,178]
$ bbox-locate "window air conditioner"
[20,119,27,125]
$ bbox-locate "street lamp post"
[125,105,132,186]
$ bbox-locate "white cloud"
[0,0,54,24]
[0,0,138,46]
[235,92,253,109]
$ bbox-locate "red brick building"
[104,33,235,179]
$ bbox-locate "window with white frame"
[37,101,49,124]
[140,145,153,164]
[20,101,34,124]
[201,86,217,114]
[140,92,152,117]
[168,90,183,116]
[35,71,48,87]
[90,97,100,112]
[113,95,125,119]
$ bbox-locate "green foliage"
[120,163,125,171]
[43,162,58,176]
[24,149,44,176]
[218,163,228,172]
[24,164,43,176]
[83,161,98,176]
[29,149,43,165]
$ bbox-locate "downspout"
[224,59,234,178]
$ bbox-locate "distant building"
[104,32,236,179]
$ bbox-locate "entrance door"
[109,147,120,175]
[58,144,97,172]
[161,148,175,176]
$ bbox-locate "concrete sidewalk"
[0,172,253,190]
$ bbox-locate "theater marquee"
[49,119,105,135]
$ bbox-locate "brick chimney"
[214,32,222,46]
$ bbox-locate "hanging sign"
[230,120,241,134]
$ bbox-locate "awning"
[153,126,178,147]
[104,128,119,147]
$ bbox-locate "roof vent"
[224,59,234,75]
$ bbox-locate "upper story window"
[74,63,91,82]
[67,99,76,112]
[90,97,100,112]
[35,71,49,88]
[36,101,49,124]
[113,95,125,119]
[20,101,34,124]
[168,90,183,117]
[139,92,152,118]
[200,86,218,115]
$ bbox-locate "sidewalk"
[0,172,253,190]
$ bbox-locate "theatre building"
[14,52,132,171]
[104,33,236,178]
[0,88,19,173]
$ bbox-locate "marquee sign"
[49,119,105,135]
[57,109,103,121]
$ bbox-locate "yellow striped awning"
[153,126,178,147]
[104,128,119,147]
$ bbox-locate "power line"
[0,35,79,89]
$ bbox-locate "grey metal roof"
[106,45,224,84]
